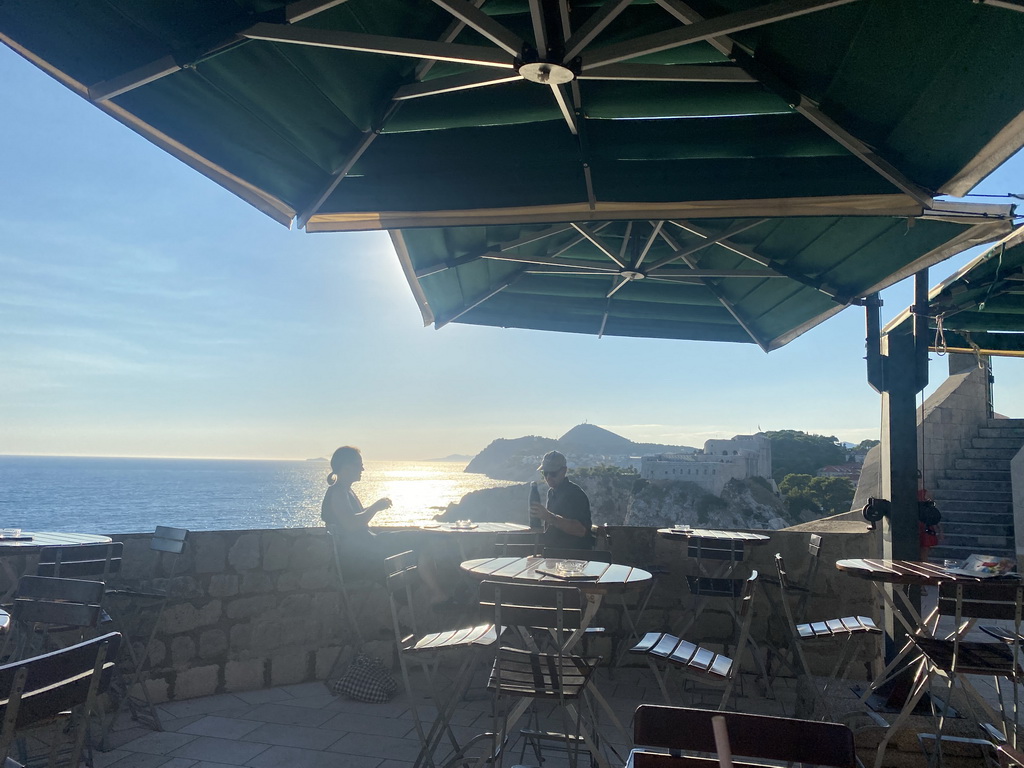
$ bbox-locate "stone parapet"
[0,525,877,701]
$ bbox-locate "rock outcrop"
[443,469,789,530]
[465,424,693,481]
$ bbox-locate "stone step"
[932,544,1016,562]
[955,458,1011,471]
[936,468,1011,481]
[942,520,1014,537]
[979,426,1024,439]
[935,532,1014,549]
[962,447,1020,460]
[989,418,1024,429]
[940,511,1015,525]
[933,499,1013,514]
[933,487,1011,499]
[971,437,1024,451]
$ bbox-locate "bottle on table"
[529,481,543,529]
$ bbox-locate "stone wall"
[5,524,878,702]
[918,366,991,488]
[853,365,990,510]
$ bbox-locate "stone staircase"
[929,418,1024,563]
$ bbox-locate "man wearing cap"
[530,451,595,549]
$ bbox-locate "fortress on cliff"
[640,433,773,496]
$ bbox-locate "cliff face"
[464,435,558,481]
[443,471,790,530]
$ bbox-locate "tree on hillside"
[853,439,880,453]
[779,473,855,516]
[765,430,846,482]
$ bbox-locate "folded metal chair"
[630,571,759,710]
[773,540,881,718]
[0,632,121,768]
[101,527,188,739]
[385,551,497,768]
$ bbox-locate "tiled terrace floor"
[93,586,1018,768]
[92,657,1014,768]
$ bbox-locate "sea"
[0,456,520,534]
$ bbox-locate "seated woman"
[321,445,448,604]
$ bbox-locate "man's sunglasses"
[543,469,563,478]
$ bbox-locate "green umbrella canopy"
[886,226,1024,357]
[395,211,1014,350]
[2,0,1023,231]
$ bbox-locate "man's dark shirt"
[544,478,594,550]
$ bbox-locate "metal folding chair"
[35,544,123,582]
[874,579,1024,768]
[101,526,188,737]
[480,580,611,768]
[385,551,497,768]
[629,704,857,768]
[0,632,121,768]
[630,572,759,710]
[1,577,105,662]
[493,532,539,558]
[772,540,881,718]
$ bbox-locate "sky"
[1,45,1022,461]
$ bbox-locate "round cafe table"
[418,521,532,560]
[460,555,652,598]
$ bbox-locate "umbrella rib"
[242,23,514,69]
[527,0,549,55]
[582,0,860,69]
[87,0,352,100]
[394,70,523,100]
[550,83,579,135]
[578,63,755,82]
[563,0,634,61]
[618,222,634,265]
[486,255,619,272]
[649,0,933,206]
[414,222,578,277]
[657,227,770,350]
[606,276,631,299]
[299,1,488,227]
[572,223,627,268]
[634,221,664,268]
[436,275,521,329]
[666,218,844,300]
[429,0,527,57]
[646,220,766,272]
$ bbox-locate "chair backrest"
[0,632,121,767]
[385,550,422,641]
[686,537,744,563]
[542,547,612,563]
[478,580,584,642]
[494,532,539,557]
[11,576,105,629]
[151,526,188,555]
[36,542,123,580]
[938,580,1024,622]
[774,554,802,631]
[633,705,856,768]
[685,575,747,599]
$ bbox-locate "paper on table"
[944,553,1017,578]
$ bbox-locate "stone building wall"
[3,523,877,702]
